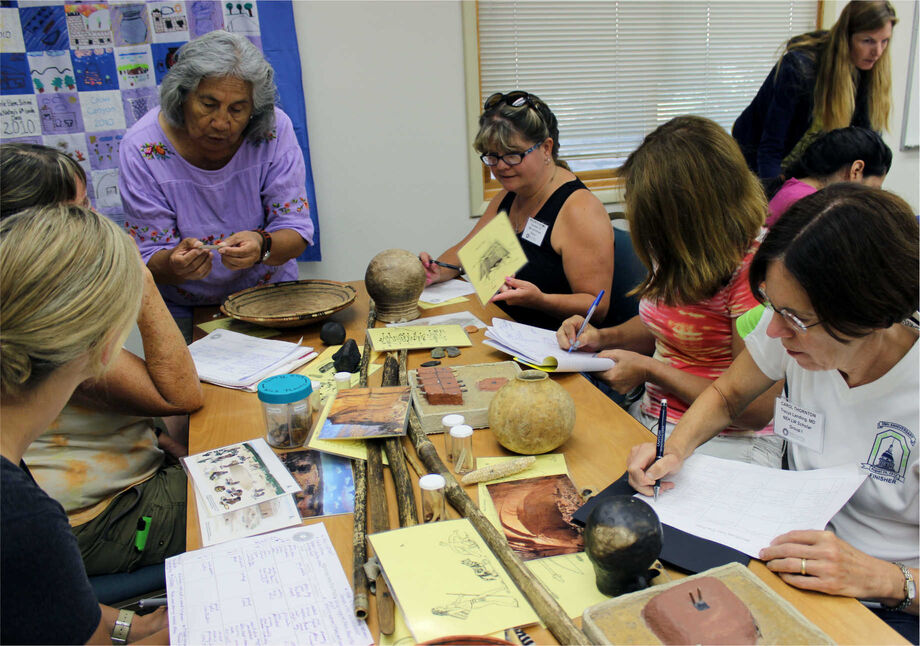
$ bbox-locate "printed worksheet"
[386,311,486,330]
[166,523,373,646]
[419,278,476,304]
[484,318,614,372]
[644,453,866,558]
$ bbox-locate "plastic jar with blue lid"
[257,374,313,448]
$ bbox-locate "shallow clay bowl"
[220,279,357,328]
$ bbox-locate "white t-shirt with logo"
[744,310,919,568]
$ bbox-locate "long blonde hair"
[620,116,766,306]
[0,205,143,395]
[784,1,896,131]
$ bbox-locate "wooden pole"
[366,438,396,635]
[381,353,419,527]
[405,404,592,645]
[352,301,377,619]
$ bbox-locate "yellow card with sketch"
[366,324,472,351]
[457,211,527,305]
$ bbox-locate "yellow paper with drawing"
[477,455,610,618]
[368,518,538,642]
[457,211,527,305]
[366,324,472,351]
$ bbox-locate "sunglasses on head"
[483,91,540,112]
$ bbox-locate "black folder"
[571,471,750,573]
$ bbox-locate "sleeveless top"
[496,178,603,330]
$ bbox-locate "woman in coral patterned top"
[119,31,313,337]
[557,116,784,465]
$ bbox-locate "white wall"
[292,1,919,282]
[292,1,472,282]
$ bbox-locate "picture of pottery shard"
[477,377,508,392]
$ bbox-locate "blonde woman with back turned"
[1,206,169,644]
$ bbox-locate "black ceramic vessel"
[584,495,663,596]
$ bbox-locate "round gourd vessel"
[364,249,426,322]
[487,370,575,454]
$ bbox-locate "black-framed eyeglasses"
[758,286,822,334]
[480,142,541,167]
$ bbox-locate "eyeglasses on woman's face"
[479,142,541,168]
[758,285,822,334]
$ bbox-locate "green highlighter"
[134,516,152,552]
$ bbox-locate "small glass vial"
[334,371,352,391]
[257,374,313,449]
[419,473,447,522]
[450,424,474,474]
[441,414,465,463]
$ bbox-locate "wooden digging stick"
[381,352,419,527]
[400,352,591,644]
[366,437,396,635]
[352,301,377,619]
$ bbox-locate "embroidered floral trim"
[139,142,172,160]
[250,129,277,146]
[266,196,309,217]
[124,221,180,244]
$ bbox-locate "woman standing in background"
[733,1,896,181]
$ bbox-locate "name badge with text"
[522,218,548,246]
[773,396,825,453]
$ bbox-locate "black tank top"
[494,178,590,330]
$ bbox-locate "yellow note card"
[366,324,471,351]
[196,317,281,338]
[418,295,468,309]
[457,211,527,305]
[368,518,538,642]
[295,344,381,405]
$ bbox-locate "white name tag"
[773,396,825,453]
[521,217,548,246]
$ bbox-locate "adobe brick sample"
[416,366,463,405]
[641,577,759,645]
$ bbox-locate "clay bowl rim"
[220,279,357,328]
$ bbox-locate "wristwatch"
[885,562,916,612]
[254,229,272,263]
[111,608,135,644]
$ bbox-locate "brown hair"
[474,92,570,171]
[0,143,87,219]
[620,116,766,305]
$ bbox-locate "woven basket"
[220,279,357,328]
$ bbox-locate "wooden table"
[188,281,905,645]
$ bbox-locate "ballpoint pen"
[428,259,466,276]
[567,289,605,353]
[654,398,668,501]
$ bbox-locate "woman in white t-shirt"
[626,183,918,641]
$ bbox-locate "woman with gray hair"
[119,30,314,336]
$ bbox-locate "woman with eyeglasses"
[419,91,614,330]
[559,116,784,465]
[626,183,918,642]
[733,1,897,182]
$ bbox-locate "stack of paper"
[182,439,303,547]
[188,329,316,390]
[484,318,614,372]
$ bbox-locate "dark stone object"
[421,360,441,367]
[431,347,446,359]
[320,321,346,346]
[445,346,460,357]
[332,339,361,372]
[584,495,662,596]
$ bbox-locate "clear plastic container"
[450,424,474,474]
[334,371,352,391]
[419,473,447,522]
[441,414,465,463]
[257,374,313,449]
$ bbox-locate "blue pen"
[567,289,605,353]
[653,399,668,501]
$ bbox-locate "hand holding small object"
[216,230,262,270]
[168,237,212,280]
[567,290,605,353]
[653,399,668,501]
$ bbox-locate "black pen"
[138,597,167,608]
[653,399,668,501]
[428,259,465,276]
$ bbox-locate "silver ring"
[800,558,807,576]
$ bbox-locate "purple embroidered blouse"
[119,107,314,315]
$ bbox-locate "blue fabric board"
[258,0,321,262]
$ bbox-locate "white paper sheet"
[386,310,486,330]
[166,523,373,646]
[484,318,615,372]
[644,453,867,558]
[188,329,314,389]
[419,278,476,304]
[194,489,302,548]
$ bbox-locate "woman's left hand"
[489,276,544,308]
[759,530,904,601]
[217,230,263,270]
[595,349,650,394]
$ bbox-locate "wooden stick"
[352,300,376,620]
[405,406,591,645]
[401,437,428,479]
[351,458,369,620]
[367,438,395,635]
[381,352,419,527]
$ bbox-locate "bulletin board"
[0,0,321,260]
